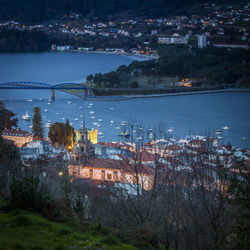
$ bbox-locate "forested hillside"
[0,0,245,23]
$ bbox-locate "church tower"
[72,118,94,162]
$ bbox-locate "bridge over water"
[0,81,87,100]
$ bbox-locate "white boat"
[74,118,79,121]
[109,107,114,110]
[149,133,154,139]
[215,130,222,135]
[168,128,174,133]
[110,120,114,124]
[98,131,103,136]
[90,116,96,119]
[97,119,103,122]
[93,122,98,126]
[97,124,101,128]
[79,107,83,110]
[218,136,223,139]
[121,121,126,126]
[89,103,93,106]
[116,127,121,130]
[222,126,230,130]
[46,122,52,128]
[90,111,95,114]
[241,137,248,141]
[56,113,59,115]
[67,101,71,104]
[28,125,32,129]
[44,109,48,112]
[70,122,73,126]
[39,98,43,101]
[48,102,51,105]
[27,99,32,102]
[80,115,84,118]
[62,117,65,120]
[22,112,30,121]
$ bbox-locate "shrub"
[13,214,33,226]
[8,175,51,213]
[99,234,120,246]
[88,223,110,235]
[132,224,159,249]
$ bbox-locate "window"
[113,171,118,181]
[89,169,93,179]
[121,172,125,183]
[107,174,112,180]
[133,175,138,184]
[101,170,105,181]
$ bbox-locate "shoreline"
[51,49,158,60]
[62,88,250,101]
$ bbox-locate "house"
[2,128,33,148]
[68,157,154,190]
[19,147,39,161]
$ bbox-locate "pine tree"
[32,106,43,140]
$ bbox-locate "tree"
[222,159,250,249]
[32,106,44,140]
[86,74,93,84]
[48,120,74,149]
[0,101,18,133]
[0,136,22,199]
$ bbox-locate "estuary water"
[0,52,249,148]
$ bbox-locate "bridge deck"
[0,82,86,89]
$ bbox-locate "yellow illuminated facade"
[88,129,98,144]
[76,129,98,144]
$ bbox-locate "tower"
[71,118,94,162]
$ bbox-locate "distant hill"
[0,0,246,23]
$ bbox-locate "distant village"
[2,116,249,193]
[0,2,249,56]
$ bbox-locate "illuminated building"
[2,128,33,148]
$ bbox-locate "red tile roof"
[82,157,154,175]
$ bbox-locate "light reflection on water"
[0,53,249,147]
[1,89,250,148]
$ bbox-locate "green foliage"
[222,160,250,249]
[130,81,139,88]
[0,101,18,133]
[8,175,51,213]
[132,225,159,250]
[32,106,44,140]
[0,29,51,53]
[0,0,225,23]
[0,211,138,249]
[48,120,75,149]
[0,136,22,198]
[99,234,121,246]
[90,46,250,88]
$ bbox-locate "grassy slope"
[0,211,137,250]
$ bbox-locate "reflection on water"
[0,52,249,147]
[1,90,250,148]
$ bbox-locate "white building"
[198,35,207,49]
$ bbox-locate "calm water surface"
[0,53,249,148]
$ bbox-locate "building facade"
[198,35,207,48]
[2,128,33,147]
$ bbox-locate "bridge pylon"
[51,89,55,100]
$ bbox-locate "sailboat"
[22,112,30,121]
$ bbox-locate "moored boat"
[22,112,30,121]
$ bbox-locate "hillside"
[0,210,137,250]
[0,0,245,23]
